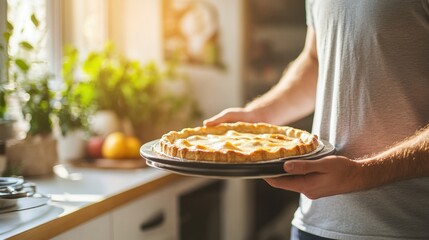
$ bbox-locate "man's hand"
[264,156,363,199]
[265,123,429,199]
[203,108,258,127]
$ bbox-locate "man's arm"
[204,27,318,126]
[265,124,429,199]
[359,124,429,189]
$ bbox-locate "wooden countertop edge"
[7,173,187,240]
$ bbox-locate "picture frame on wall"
[162,0,225,68]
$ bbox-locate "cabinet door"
[112,177,212,240]
[52,213,112,240]
[112,187,177,240]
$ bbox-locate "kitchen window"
[1,0,61,82]
[0,0,61,127]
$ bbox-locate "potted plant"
[3,13,59,176]
[0,19,22,176]
[68,43,202,142]
[54,46,93,163]
[5,75,58,176]
[0,19,20,144]
[79,43,126,137]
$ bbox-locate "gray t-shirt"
[292,1,429,239]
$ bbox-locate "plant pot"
[0,119,18,143]
[57,129,86,164]
[6,134,58,177]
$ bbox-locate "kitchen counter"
[0,164,189,240]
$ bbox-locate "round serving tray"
[140,139,335,179]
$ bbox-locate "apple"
[86,136,104,159]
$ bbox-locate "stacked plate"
[140,139,335,179]
[0,177,49,213]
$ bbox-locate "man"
[204,1,429,239]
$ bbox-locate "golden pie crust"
[158,122,319,163]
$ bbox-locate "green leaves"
[0,87,6,119]
[14,59,30,72]
[57,46,92,136]
[1,13,39,121]
[59,42,201,136]
[19,41,34,50]
[30,14,39,28]
[22,75,54,136]
[0,10,57,137]
[6,21,13,31]
[3,32,11,43]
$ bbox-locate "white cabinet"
[51,177,215,240]
[112,185,177,240]
[112,177,211,240]
[52,213,112,240]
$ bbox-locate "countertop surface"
[0,164,187,240]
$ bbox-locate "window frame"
[46,0,62,82]
[0,0,7,83]
[0,0,62,82]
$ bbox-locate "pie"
[158,122,319,163]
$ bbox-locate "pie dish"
[140,139,334,178]
[158,122,319,162]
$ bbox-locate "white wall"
[62,0,109,56]
[108,0,244,119]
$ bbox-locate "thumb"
[284,160,323,175]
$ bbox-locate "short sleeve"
[306,0,315,27]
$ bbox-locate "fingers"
[264,175,304,192]
[264,175,324,200]
[203,112,232,127]
[203,108,250,126]
[265,156,358,199]
[284,156,336,174]
[265,175,322,199]
[284,160,321,175]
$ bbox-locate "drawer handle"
[140,212,165,231]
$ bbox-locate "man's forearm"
[244,52,318,125]
[359,124,429,189]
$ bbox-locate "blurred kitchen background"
[0,0,311,239]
